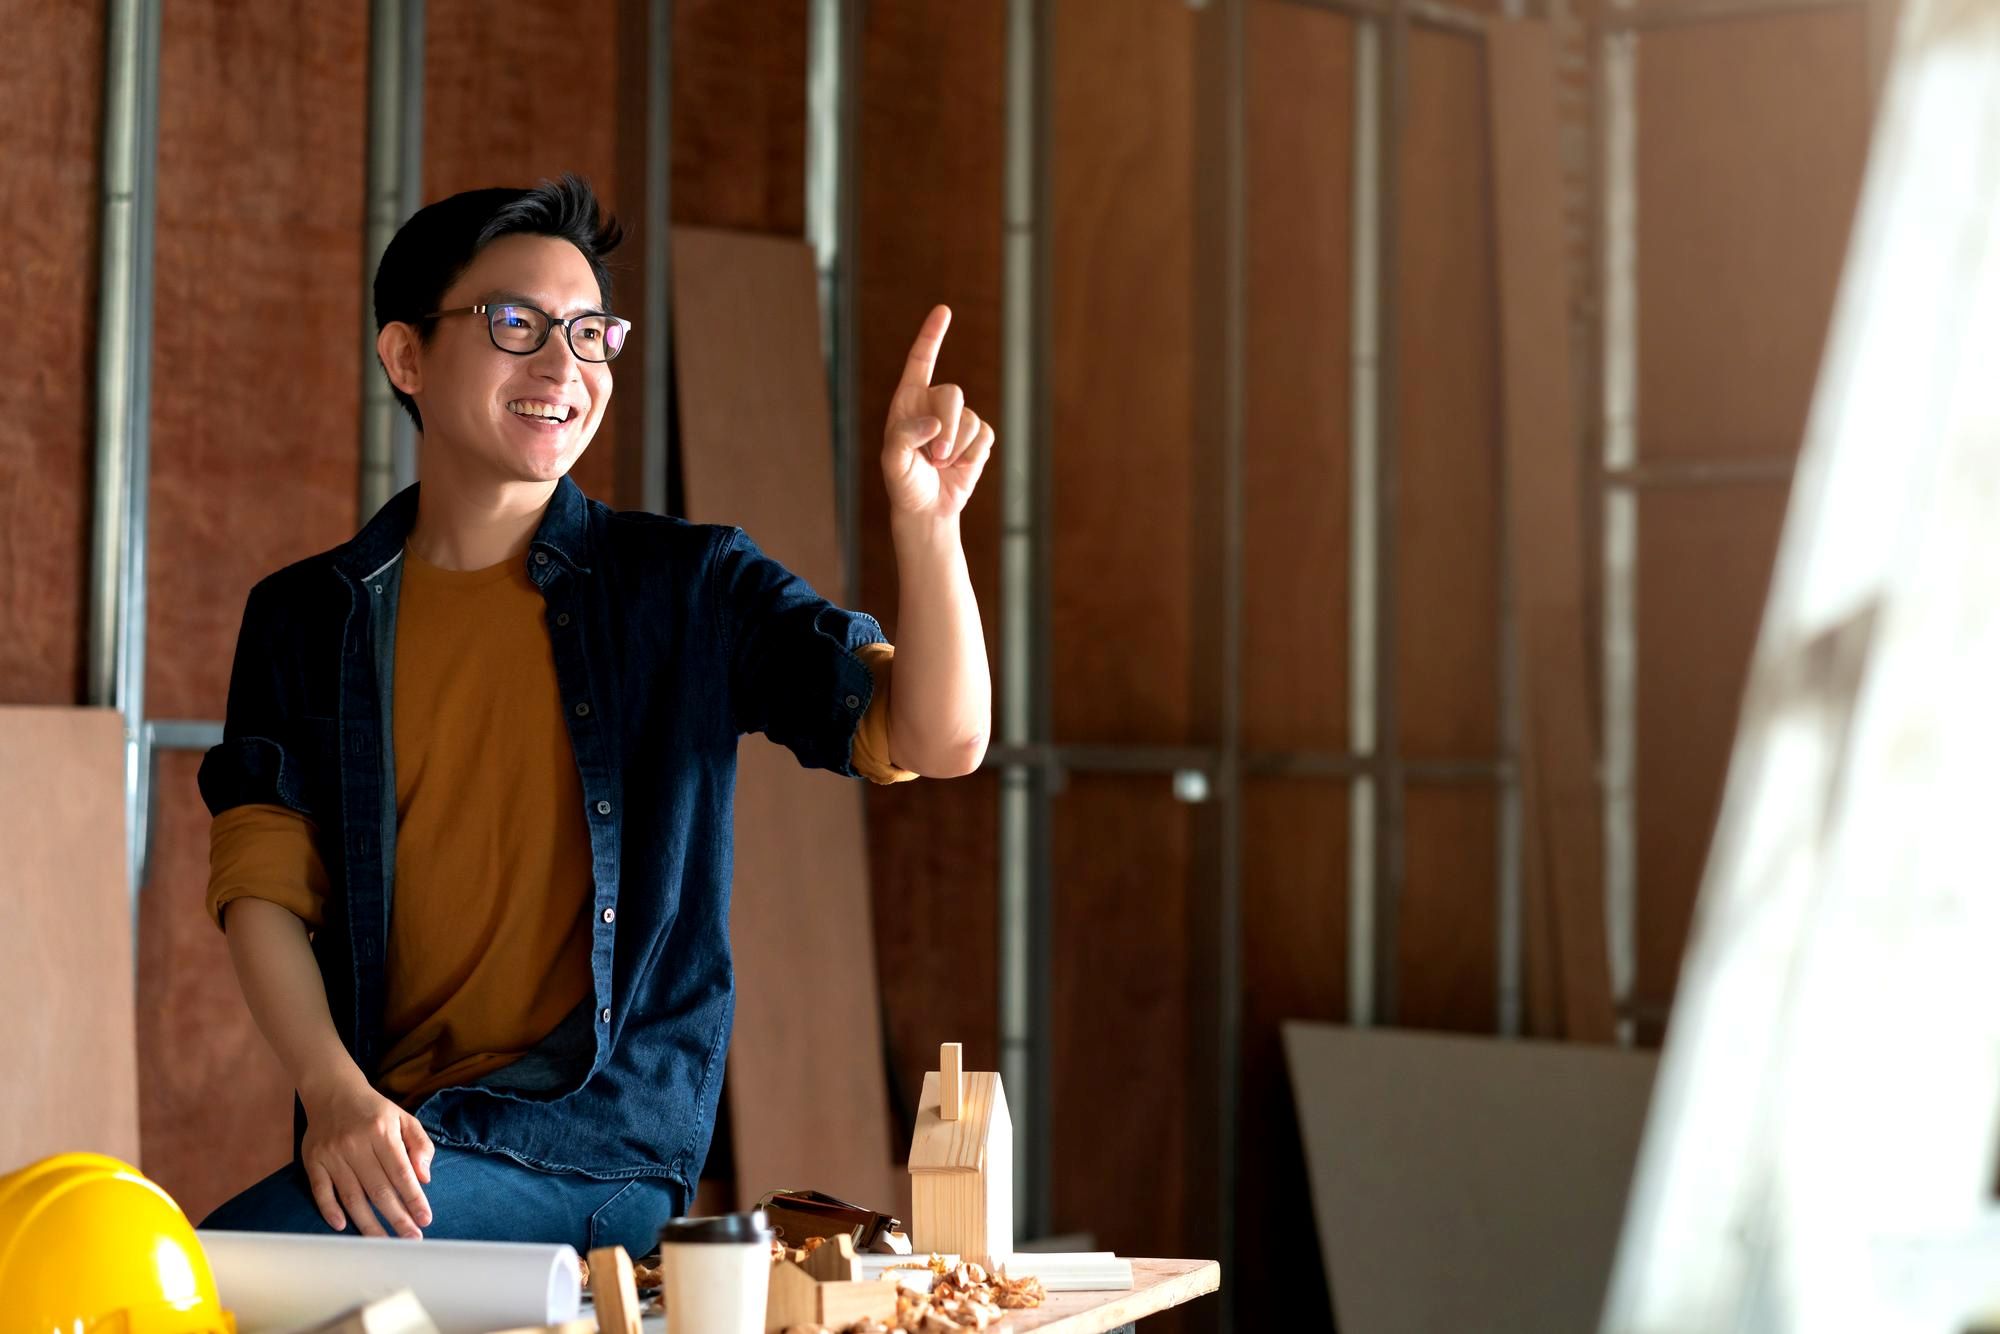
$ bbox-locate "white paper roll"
[196,1230,582,1334]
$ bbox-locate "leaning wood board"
[0,706,138,1173]
[671,225,900,1215]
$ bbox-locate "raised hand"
[881,305,995,521]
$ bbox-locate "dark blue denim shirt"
[197,476,882,1192]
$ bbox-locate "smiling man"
[196,177,992,1255]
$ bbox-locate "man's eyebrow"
[475,289,610,318]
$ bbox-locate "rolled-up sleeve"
[714,527,894,779]
[206,804,329,930]
[851,643,918,786]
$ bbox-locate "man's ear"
[376,322,423,397]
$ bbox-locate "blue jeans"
[199,1147,684,1257]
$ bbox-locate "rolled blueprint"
[196,1230,582,1333]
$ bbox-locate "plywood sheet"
[425,0,626,505]
[1049,0,1196,748]
[1634,482,1789,1038]
[854,0,1009,1163]
[1396,26,1502,762]
[1286,1023,1656,1334]
[671,225,899,1214]
[139,753,296,1223]
[1243,0,1354,756]
[1238,776,1345,1334]
[672,0,809,236]
[1050,778,1193,1331]
[1397,784,1499,1033]
[142,0,369,1213]
[1635,8,1870,462]
[0,708,138,1174]
[1487,19,1613,1042]
[0,5,100,706]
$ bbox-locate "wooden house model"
[907,1042,1012,1268]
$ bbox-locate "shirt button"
[845,694,862,710]
[556,612,570,627]
[596,799,612,816]
[600,1007,611,1024]
[602,907,616,923]
[535,551,550,565]
[574,701,591,718]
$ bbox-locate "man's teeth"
[508,400,572,422]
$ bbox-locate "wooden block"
[586,1246,642,1334]
[298,1290,440,1334]
[765,1261,819,1333]
[766,1257,898,1333]
[939,1042,963,1122]
[816,1279,898,1329]
[802,1233,861,1283]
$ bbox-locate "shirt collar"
[332,475,592,583]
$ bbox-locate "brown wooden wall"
[854,0,1009,1142]
[136,0,372,1222]
[0,4,103,707]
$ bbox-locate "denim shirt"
[197,476,882,1190]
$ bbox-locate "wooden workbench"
[631,1258,1219,1333]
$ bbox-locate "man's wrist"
[298,1057,370,1110]
[889,510,963,554]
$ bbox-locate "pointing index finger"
[899,304,952,391]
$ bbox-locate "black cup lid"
[657,1209,773,1246]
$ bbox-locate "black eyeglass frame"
[426,302,633,363]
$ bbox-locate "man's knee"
[200,1161,334,1235]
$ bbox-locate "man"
[197,177,991,1257]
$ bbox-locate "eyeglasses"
[427,302,632,363]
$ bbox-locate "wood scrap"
[585,1246,642,1334]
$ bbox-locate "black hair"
[372,173,624,430]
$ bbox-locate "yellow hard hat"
[0,1152,235,1334]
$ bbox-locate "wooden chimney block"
[586,1245,642,1334]
[908,1041,1013,1268]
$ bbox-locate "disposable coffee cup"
[656,1210,774,1334]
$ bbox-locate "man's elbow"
[916,731,988,779]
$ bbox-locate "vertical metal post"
[1348,16,1383,1028]
[361,0,426,518]
[1373,1,1410,1026]
[642,0,673,517]
[90,0,162,911]
[807,0,860,594]
[1212,0,1249,1323]
[1601,25,1639,1046]
[999,0,1054,1244]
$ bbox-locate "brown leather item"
[757,1189,902,1253]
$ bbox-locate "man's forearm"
[224,897,370,1104]
[889,513,991,777]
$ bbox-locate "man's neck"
[405,458,558,572]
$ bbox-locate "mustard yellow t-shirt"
[207,545,914,1108]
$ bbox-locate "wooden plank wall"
[1047,6,1200,1320]
[854,0,1009,1142]
[1629,4,1871,1038]
[1239,3,1354,1329]
[138,1,371,1221]
[1394,23,1503,1035]
[0,4,102,707]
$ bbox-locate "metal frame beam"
[90,0,162,910]
[360,0,426,518]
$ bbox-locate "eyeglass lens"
[488,304,626,362]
